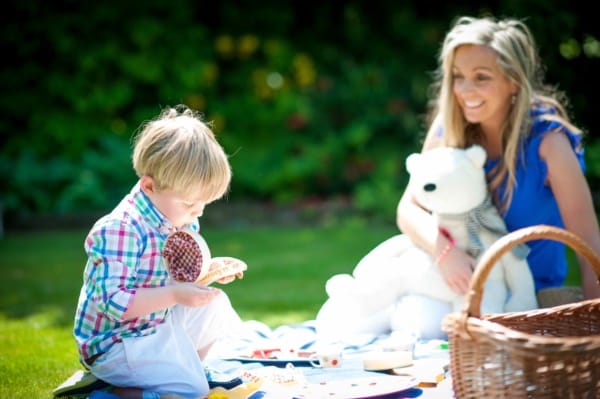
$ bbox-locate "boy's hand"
[172,283,221,307]
[197,257,247,285]
[215,271,244,285]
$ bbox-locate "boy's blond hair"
[132,104,231,202]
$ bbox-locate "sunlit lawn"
[0,218,583,398]
[0,218,397,398]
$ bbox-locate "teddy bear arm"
[325,273,358,298]
[501,256,539,311]
[352,235,413,279]
[407,259,459,304]
[479,279,509,314]
[452,295,465,313]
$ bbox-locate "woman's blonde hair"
[132,104,231,202]
[426,16,581,211]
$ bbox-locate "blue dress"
[484,106,585,291]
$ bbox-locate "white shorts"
[89,293,243,399]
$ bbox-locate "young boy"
[66,105,245,399]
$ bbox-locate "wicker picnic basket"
[443,225,600,398]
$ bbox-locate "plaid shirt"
[73,182,199,360]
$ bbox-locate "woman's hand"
[437,247,476,295]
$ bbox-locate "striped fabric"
[438,194,530,260]
[73,182,199,361]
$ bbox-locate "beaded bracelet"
[435,227,456,265]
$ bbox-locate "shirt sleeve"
[530,105,585,170]
[84,220,142,321]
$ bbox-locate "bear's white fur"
[316,145,538,341]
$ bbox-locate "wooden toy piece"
[163,228,211,283]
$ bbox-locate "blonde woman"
[397,16,600,305]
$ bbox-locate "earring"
[511,94,516,105]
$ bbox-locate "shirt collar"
[130,182,176,235]
[129,181,200,235]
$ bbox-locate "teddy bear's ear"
[405,153,420,174]
[465,145,487,168]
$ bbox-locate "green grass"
[0,220,397,398]
[0,220,583,398]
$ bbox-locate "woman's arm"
[395,123,443,242]
[395,128,475,294]
[540,130,600,299]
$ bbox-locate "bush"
[2,2,598,222]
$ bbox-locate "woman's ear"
[510,80,519,97]
[140,175,156,195]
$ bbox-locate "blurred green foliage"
[1,1,599,223]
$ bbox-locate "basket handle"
[464,224,600,318]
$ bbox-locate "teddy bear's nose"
[423,183,436,192]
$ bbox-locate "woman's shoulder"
[529,102,580,135]
[538,129,580,159]
[526,102,585,170]
[528,103,582,146]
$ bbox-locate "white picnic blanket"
[207,319,413,361]
[204,319,452,399]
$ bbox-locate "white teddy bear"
[315,145,538,342]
